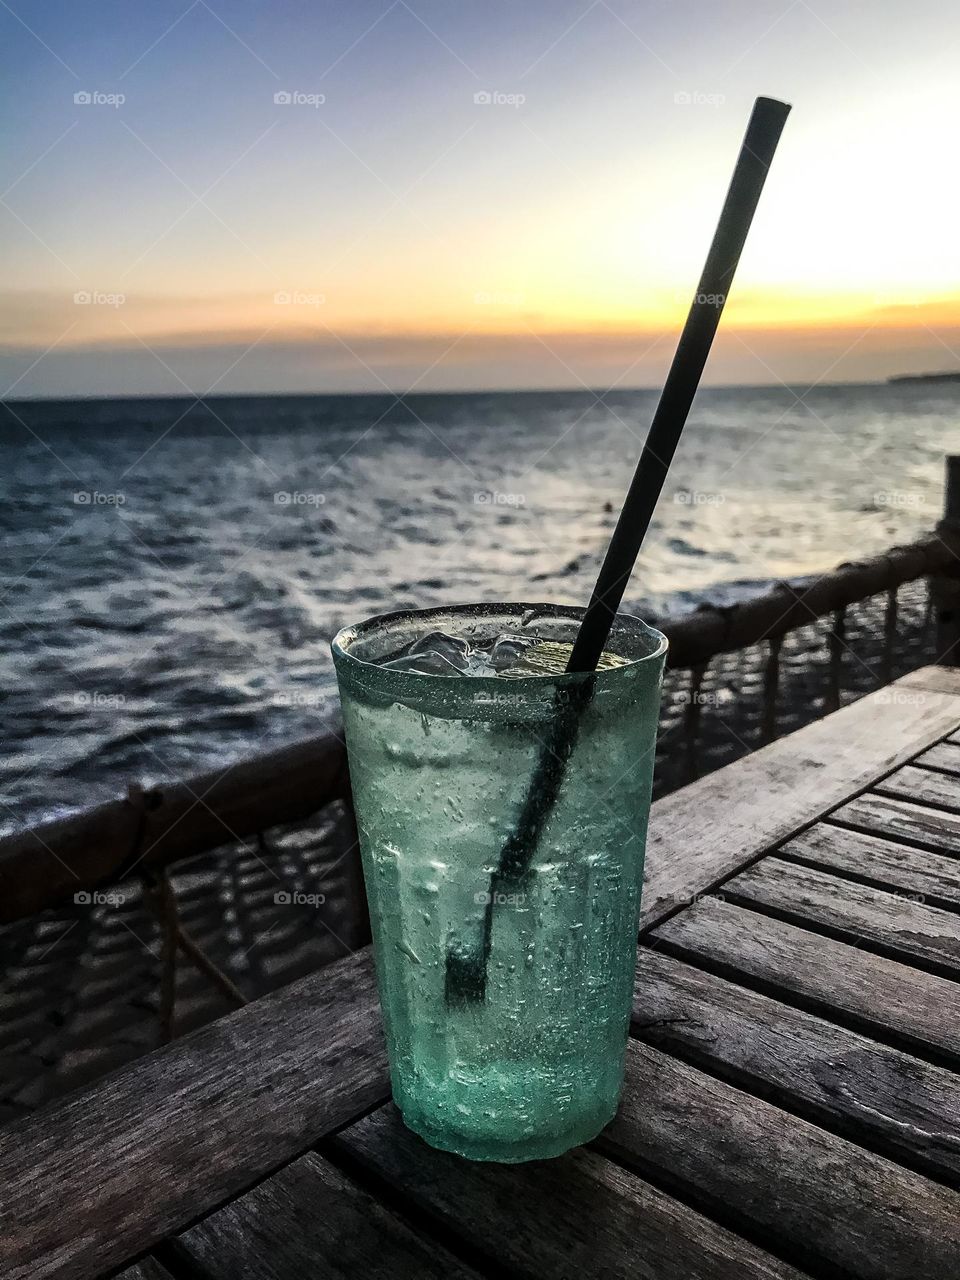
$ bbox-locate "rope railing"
[3,528,959,934]
[662,571,943,792]
[0,730,353,925]
[661,531,958,669]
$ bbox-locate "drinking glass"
[332,603,667,1162]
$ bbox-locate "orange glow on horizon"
[4,285,959,355]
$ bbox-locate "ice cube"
[374,626,627,679]
[408,630,471,667]
[488,633,538,671]
[379,629,472,675]
[381,650,468,676]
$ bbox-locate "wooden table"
[4,666,960,1280]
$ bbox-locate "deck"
[3,665,960,1279]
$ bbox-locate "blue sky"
[2,0,959,395]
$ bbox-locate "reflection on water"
[1,381,953,826]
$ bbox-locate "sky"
[2,0,959,397]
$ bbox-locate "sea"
[2,381,956,830]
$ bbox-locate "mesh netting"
[653,578,936,795]
[0,803,365,1124]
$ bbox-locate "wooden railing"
[0,731,353,925]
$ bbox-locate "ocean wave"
[1,383,953,829]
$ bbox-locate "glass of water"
[332,602,666,1162]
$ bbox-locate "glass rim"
[331,601,668,690]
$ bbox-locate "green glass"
[332,603,667,1162]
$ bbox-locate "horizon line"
[4,375,945,405]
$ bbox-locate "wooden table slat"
[333,1106,806,1280]
[599,1041,960,1280]
[831,791,960,856]
[0,949,388,1280]
[633,948,960,1182]
[779,822,960,910]
[639,675,960,931]
[874,763,960,812]
[652,894,960,1063]
[915,739,960,776]
[115,1264,175,1280]
[723,856,960,976]
[893,667,960,697]
[172,1151,482,1280]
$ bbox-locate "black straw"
[567,96,792,672]
[445,96,792,1005]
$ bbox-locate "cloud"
[1,289,958,397]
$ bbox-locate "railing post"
[934,455,960,665]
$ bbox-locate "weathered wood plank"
[639,675,960,930]
[334,1105,805,1280]
[915,739,960,776]
[632,948,960,1182]
[114,1263,175,1280]
[724,857,960,976]
[831,792,960,856]
[173,1151,480,1280]
[780,823,960,910]
[600,1041,960,1280]
[0,949,389,1280]
[899,666,960,697]
[652,895,960,1063]
[875,763,960,813]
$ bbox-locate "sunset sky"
[2,0,959,396]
